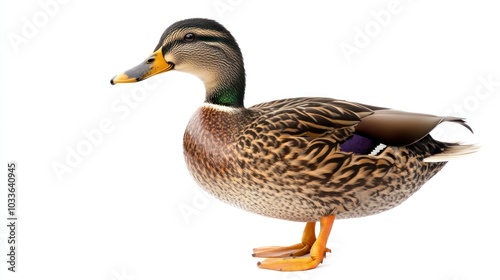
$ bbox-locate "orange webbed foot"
[253,215,335,271]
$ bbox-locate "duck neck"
[206,85,244,108]
[204,64,246,108]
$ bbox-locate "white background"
[1,1,499,280]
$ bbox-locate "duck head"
[111,18,246,107]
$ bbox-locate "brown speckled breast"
[183,104,447,222]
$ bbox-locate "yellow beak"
[110,48,173,85]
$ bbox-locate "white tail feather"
[424,144,479,162]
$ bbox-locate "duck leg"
[254,215,335,271]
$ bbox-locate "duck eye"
[184,33,195,42]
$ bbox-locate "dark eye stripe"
[161,35,236,56]
[197,35,231,44]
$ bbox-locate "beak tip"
[110,76,117,85]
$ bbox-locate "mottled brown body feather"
[183,98,452,222]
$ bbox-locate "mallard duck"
[110,18,477,271]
